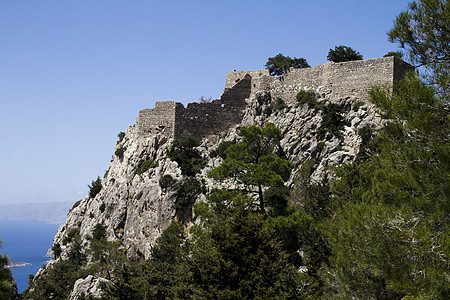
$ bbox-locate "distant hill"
[0,201,74,223]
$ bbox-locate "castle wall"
[225,56,412,103]
[174,74,251,139]
[136,101,177,136]
[136,57,412,140]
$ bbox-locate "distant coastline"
[6,260,31,268]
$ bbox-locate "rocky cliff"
[33,58,397,297]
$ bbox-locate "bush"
[135,191,143,200]
[136,159,158,175]
[210,140,236,159]
[168,136,206,176]
[99,202,105,212]
[69,200,82,214]
[52,243,62,259]
[384,51,403,60]
[352,100,365,112]
[88,177,102,199]
[327,45,363,62]
[92,223,106,241]
[114,145,126,160]
[159,174,177,192]
[296,90,321,109]
[317,103,349,139]
[117,131,125,143]
[62,228,80,245]
[172,177,202,210]
[270,97,288,112]
[265,53,310,76]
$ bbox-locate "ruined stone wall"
[174,74,251,139]
[226,56,412,103]
[136,57,412,140]
[136,101,177,136]
[136,74,252,140]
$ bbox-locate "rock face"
[35,57,409,295]
[69,275,109,300]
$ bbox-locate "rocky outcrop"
[34,59,393,297]
[69,275,109,300]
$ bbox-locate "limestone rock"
[33,57,402,295]
[69,275,109,300]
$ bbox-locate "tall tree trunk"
[258,184,264,212]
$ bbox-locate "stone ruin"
[136,56,413,140]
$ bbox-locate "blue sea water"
[0,220,61,293]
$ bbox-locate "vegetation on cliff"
[23,0,448,298]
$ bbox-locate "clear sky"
[0,0,411,205]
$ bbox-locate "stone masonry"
[136,56,413,140]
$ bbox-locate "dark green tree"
[327,45,363,62]
[318,73,449,299]
[388,0,449,98]
[384,51,404,60]
[265,53,310,76]
[168,136,206,176]
[88,176,102,199]
[186,193,313,299]
[0,240,16,300]
[208,123,294,212]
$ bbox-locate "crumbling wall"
[174,74,251,139]
[136,74,252,140]
[136,57,412,140]
[226,56,413,103]
[136,101,177,136]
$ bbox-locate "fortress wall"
[175,74,252,139]
[137,57,412,139]
[226,69,271,93]
[269,56,399,103]
[136,101,177,136]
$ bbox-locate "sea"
[0,220,61,293]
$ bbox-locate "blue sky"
[0,0,411,205]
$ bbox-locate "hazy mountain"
[0,201,74,223]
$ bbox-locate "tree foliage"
[168,136,206,176]
[327,45,363,62]
[0,240,16,300]
[265,53,310,76]
[88,176,102,199]
[317,73,449,299]
[388,0,450,98]
[208,123,294,211]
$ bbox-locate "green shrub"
[210,140,236,159]
[327,45,363,62]
[159,174,177,192]
[352,100,365,112]
[115,145,126,160]
[168,136,206,176]
[316,141,326,153]
[92,223,106,241]
[296,90,320,109]
[51,243,62,259]
[172,177,202,210]
[317,103,349,139]
[88,177,102,199]
[135,191,143,200]
[62,228,80,245]
[136,159,158,175]
[99,202,105,212]
[270,97,288,112]
[69,200,82,214]
[117,131,125,143]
